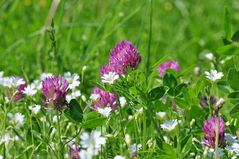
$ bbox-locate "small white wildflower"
[14,113,24,126]
[66,90,81,102]
[0,155,3,159]
[23,84,37,96]
[97,107,112,117]
[2,133,11,144]
[32,80,42,90]
[136,108,143,114]
[40,73,53,80]
[208,148,224,158]
[52,115,58,123]
[28,105,41,114]
[79,148,94,159]
[80,130,106,155]
[125,134,131,146]
[205,70,224,81]
[225,133,238,144]
[90,94,100,101]
[161,119,179,131]
[1,77,25,88]
[119,96,127,108]
[82,66,87,71]
[156,111,166,119]
[128,115,133,120]
[226,121,230,126]
[205,53,214,60]
[63,72,80,90]
[0,71,3,77]
[194,66,200,76]
[101,72,119,84]
[114,155,125,159]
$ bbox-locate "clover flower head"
[157,60,179,77]
[42,75,69,109]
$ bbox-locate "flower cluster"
[92,87,118,110]
[100,40,141,84]
[67,130,106,159]
[202,116,225,148]
[42,76,69,109]
[157,60,179,77]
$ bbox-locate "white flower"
[40,73,53,80]
[101,72,119,84]
[0,77,25,88]
[32,80,42,90]
[1,133,11,144]
[114,155,125,159]
[226,143,239,153]
[63,72,80,90]
[128,115,133,120]
[97,107,112,117]
[205,53,214,60]
[208,148,224,158]
[205,70,224,81]
[225,133,238,144]
[90,94,100,101]
[156,112,166,119]
[79,148,94,159]
[0,155,3,159]
[28,105,41,114]
[161,119,179,131]
[0,71,3,78]
[80,130,106,155]
[66,90,81,102]
[14,113,24,126]
[136,108,143,114]
[23,84,37,96]
[125,134,131,145]
[52,115,58,123]
[131,143,142,155]
[119,97,127,108]
[82,66,87,71]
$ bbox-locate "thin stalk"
[56,111,63,159]
[145,0,153,82]
[214,115,220,159]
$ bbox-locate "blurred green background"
[0,0,239,80]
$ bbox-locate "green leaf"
[224,8,232,40]
[82,115,106,129]
[64,99,83,123]
[216,43,239,56]
[232,30,239,42]
[175,83,187,96]
[228,68,239,90]
[230,103,239,117]
[233,55,239,71]
[148,86,165,101]
[181,136,192,158]
[174,97,189,109]
[163,73,177,89]
[228,91,239,99]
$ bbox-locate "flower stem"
[56,111,63,159]
[214,115,220,159]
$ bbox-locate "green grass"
[1,0,239,79]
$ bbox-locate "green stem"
[214,115,220,159]
[56,111,63,159]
